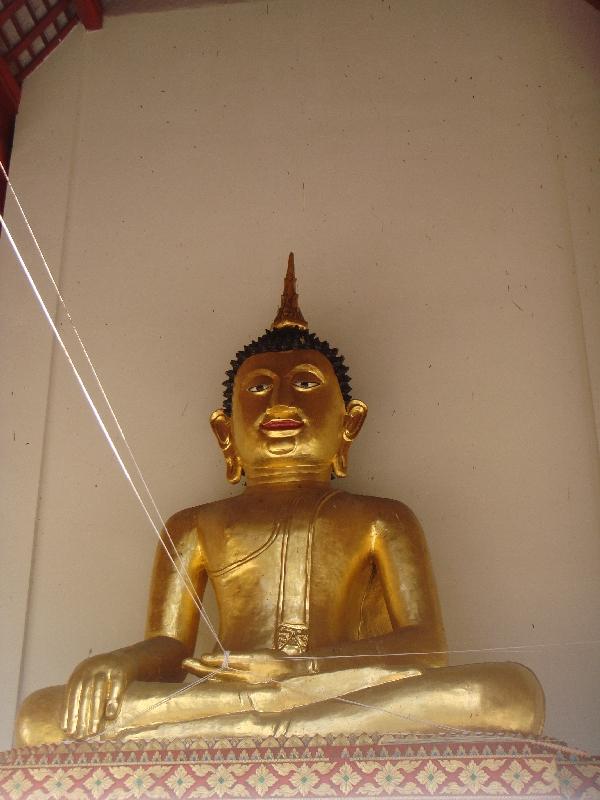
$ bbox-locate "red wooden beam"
[19,15,77,82]
[10,3,36,67]
[25,0,53,50]
[74,0,102,30]
[0,57,18,216]
[0,0,27,29]
[7,0,69,62]
[0,57,20,116]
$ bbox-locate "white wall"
[1,0,599,753]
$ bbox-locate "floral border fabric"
[1,733,598,799]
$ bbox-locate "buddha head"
[210,254,367,484]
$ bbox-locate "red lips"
[260,418,304,431]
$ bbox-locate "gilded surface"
[15,256,545,746]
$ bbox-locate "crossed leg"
[15,661,543,747]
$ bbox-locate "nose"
[270,378,295,409]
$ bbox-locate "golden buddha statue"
[15,255,544,746]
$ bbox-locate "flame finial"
[271,252,308,330]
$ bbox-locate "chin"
[266,439,297,456]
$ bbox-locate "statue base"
[1,732,598,798]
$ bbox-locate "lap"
[15,662,544,746]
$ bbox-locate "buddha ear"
[332,399,368,478]
[210,409,242,484]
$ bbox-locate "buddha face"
[211,349,367,484]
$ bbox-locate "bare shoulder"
[331,490,425,540]
[164,494,241,539]
[157,503,200,539]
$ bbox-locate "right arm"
[61,507,207,738]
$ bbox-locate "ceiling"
[0,0,96,87]
[0,0,245,91]
[1,0,598,91]
[104,0,249,13]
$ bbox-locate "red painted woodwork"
[7,0,69,61]
[19,16,78,82]
[0,58,20,117]
[74,0,103,30]
[0,0,28,29]
[0,57,18,217]
[0,0,96,214]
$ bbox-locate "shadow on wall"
[104,0,260,15]
[101,1,600,17]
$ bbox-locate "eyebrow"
[287,364,326,381]
[240,368,278,383]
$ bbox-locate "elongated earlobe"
[332,399,368,478]
[210,409,242,484]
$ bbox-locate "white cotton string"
[92,662,469,742]
[85,659,596,756]
[265,675,472,737]
[115,655,236,737]
[90,656,239,742]
[128,671,220,719]
[0,162,219,647]
[84,671,222,744]
[0,205,223,652]
[283,638,600,661]
[329,695,469,736]
[87,659,597,749]
[0,162,167,540]
[89,668,594,757]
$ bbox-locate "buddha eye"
[292,376,322,391]
[247,382,272,394]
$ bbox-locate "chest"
[202,494,372,617]
[204,493,367,577]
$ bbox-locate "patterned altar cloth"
[1,733,599,799]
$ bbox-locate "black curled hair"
[222,327,352,415]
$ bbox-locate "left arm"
[302,502,446,671]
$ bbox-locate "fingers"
[199,654,227,668]
[182,658,215,676]
[214,666,252,681]
[62,672,117,737]
[60,684,71,731]
[60,655,134,738]
[105,672,124,720]
[201,653,251,670]
[76,679,93,739]
[183,657,248,682]
[199,652,286,684]
[63,678,83,736]
[90,675,107,735]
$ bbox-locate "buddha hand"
[184,650,315,685]
[61,650,138,738]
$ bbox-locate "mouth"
[260,418,304,432]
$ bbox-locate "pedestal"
[1,733,599,798]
